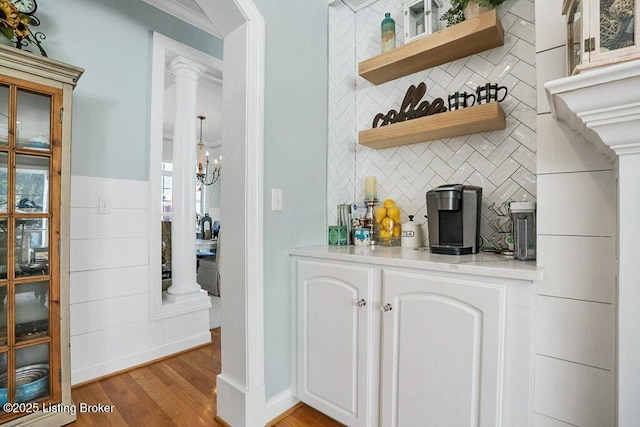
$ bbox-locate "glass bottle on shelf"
[381,12,396,53]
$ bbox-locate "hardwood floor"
[69,329,343,426]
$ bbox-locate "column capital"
[169,56,208,79]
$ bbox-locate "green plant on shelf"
[441,0,506,27]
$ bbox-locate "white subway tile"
[489,157,520,185]
[511,166,537,195]
[511,144,536,173]
[537,171,614,236]
[467,134,497,158]
[488,136,520,165]
[468,150,498,176]
[537,114,613,174]
[534,355,614,427]
[537,235,615,303]
[511,81,537,109]
[512,60,536,87]
[511,102,537,131]
[509,0,535,23]
[511,39,536,65]
[512,122,537,152]
[510,18,536,45]
[466,55,496,78]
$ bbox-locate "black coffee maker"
[426,184,482,255]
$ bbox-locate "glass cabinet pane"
[0,352,7,406]
[15,155,49,214]
[0,219,6,280]
[15,343,49,403]
[16,90,51,151]
[15,281,49,342]
[0,287,6,346]
[0,86,8,147]
[0,153,6,214]
[15,218,49,277]
[600,0,635,52]
[568,0,583,73]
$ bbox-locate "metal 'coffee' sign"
[372,82,447,128]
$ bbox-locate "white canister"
[401,215,423,248]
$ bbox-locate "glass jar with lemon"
[374,198,402,246]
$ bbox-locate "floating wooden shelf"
[359,10,504,85]
[358,103,506,149]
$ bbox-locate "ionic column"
[166,56,208,298]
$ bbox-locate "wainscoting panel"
[69,175,210,385]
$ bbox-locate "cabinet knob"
[356,299,367,307]
[381,303,393,312]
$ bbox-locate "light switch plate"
[271,189,283,211]
[99,196,112,214]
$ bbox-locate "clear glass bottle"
[381,12,396,53]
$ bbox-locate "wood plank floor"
[69,328,343,426]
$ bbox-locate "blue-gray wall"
[37,0,223,181]
[253,0,328,399]
[34,0,328,402]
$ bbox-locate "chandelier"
[196,116,221,186]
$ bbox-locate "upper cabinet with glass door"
[564,0,639,74]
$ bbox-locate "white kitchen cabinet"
[292,246,539,426]
[380,269,504,427]
[295,259,379,427]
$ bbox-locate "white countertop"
[290,245,543,282]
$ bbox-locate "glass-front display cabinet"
[0,45,82,426]
[564,0,639,74]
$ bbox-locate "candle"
[198,142,204,172]
[365,176,377,200]
[206,151,210,164]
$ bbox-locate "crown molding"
[545,60,640,158]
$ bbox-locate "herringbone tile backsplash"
[327,0,536,245]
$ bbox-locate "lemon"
[387,206,400,222]
[392,224,401,237]
[379,229,391,240]
[383,199,396,208]
[381,217,394,231]
[374,207,387,223]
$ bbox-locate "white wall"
[328,0,537,246]
[534,0,617,425]
[69,176,210,384]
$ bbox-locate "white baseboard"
[217,374,267,427]
[71,331,211,385]
[265,388,299,424]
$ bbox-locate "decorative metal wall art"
[0,0,47,57]
[372,82,447,128]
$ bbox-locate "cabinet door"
[296,259,376,427]
[0,76,63,421]
[380,270,505,427]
